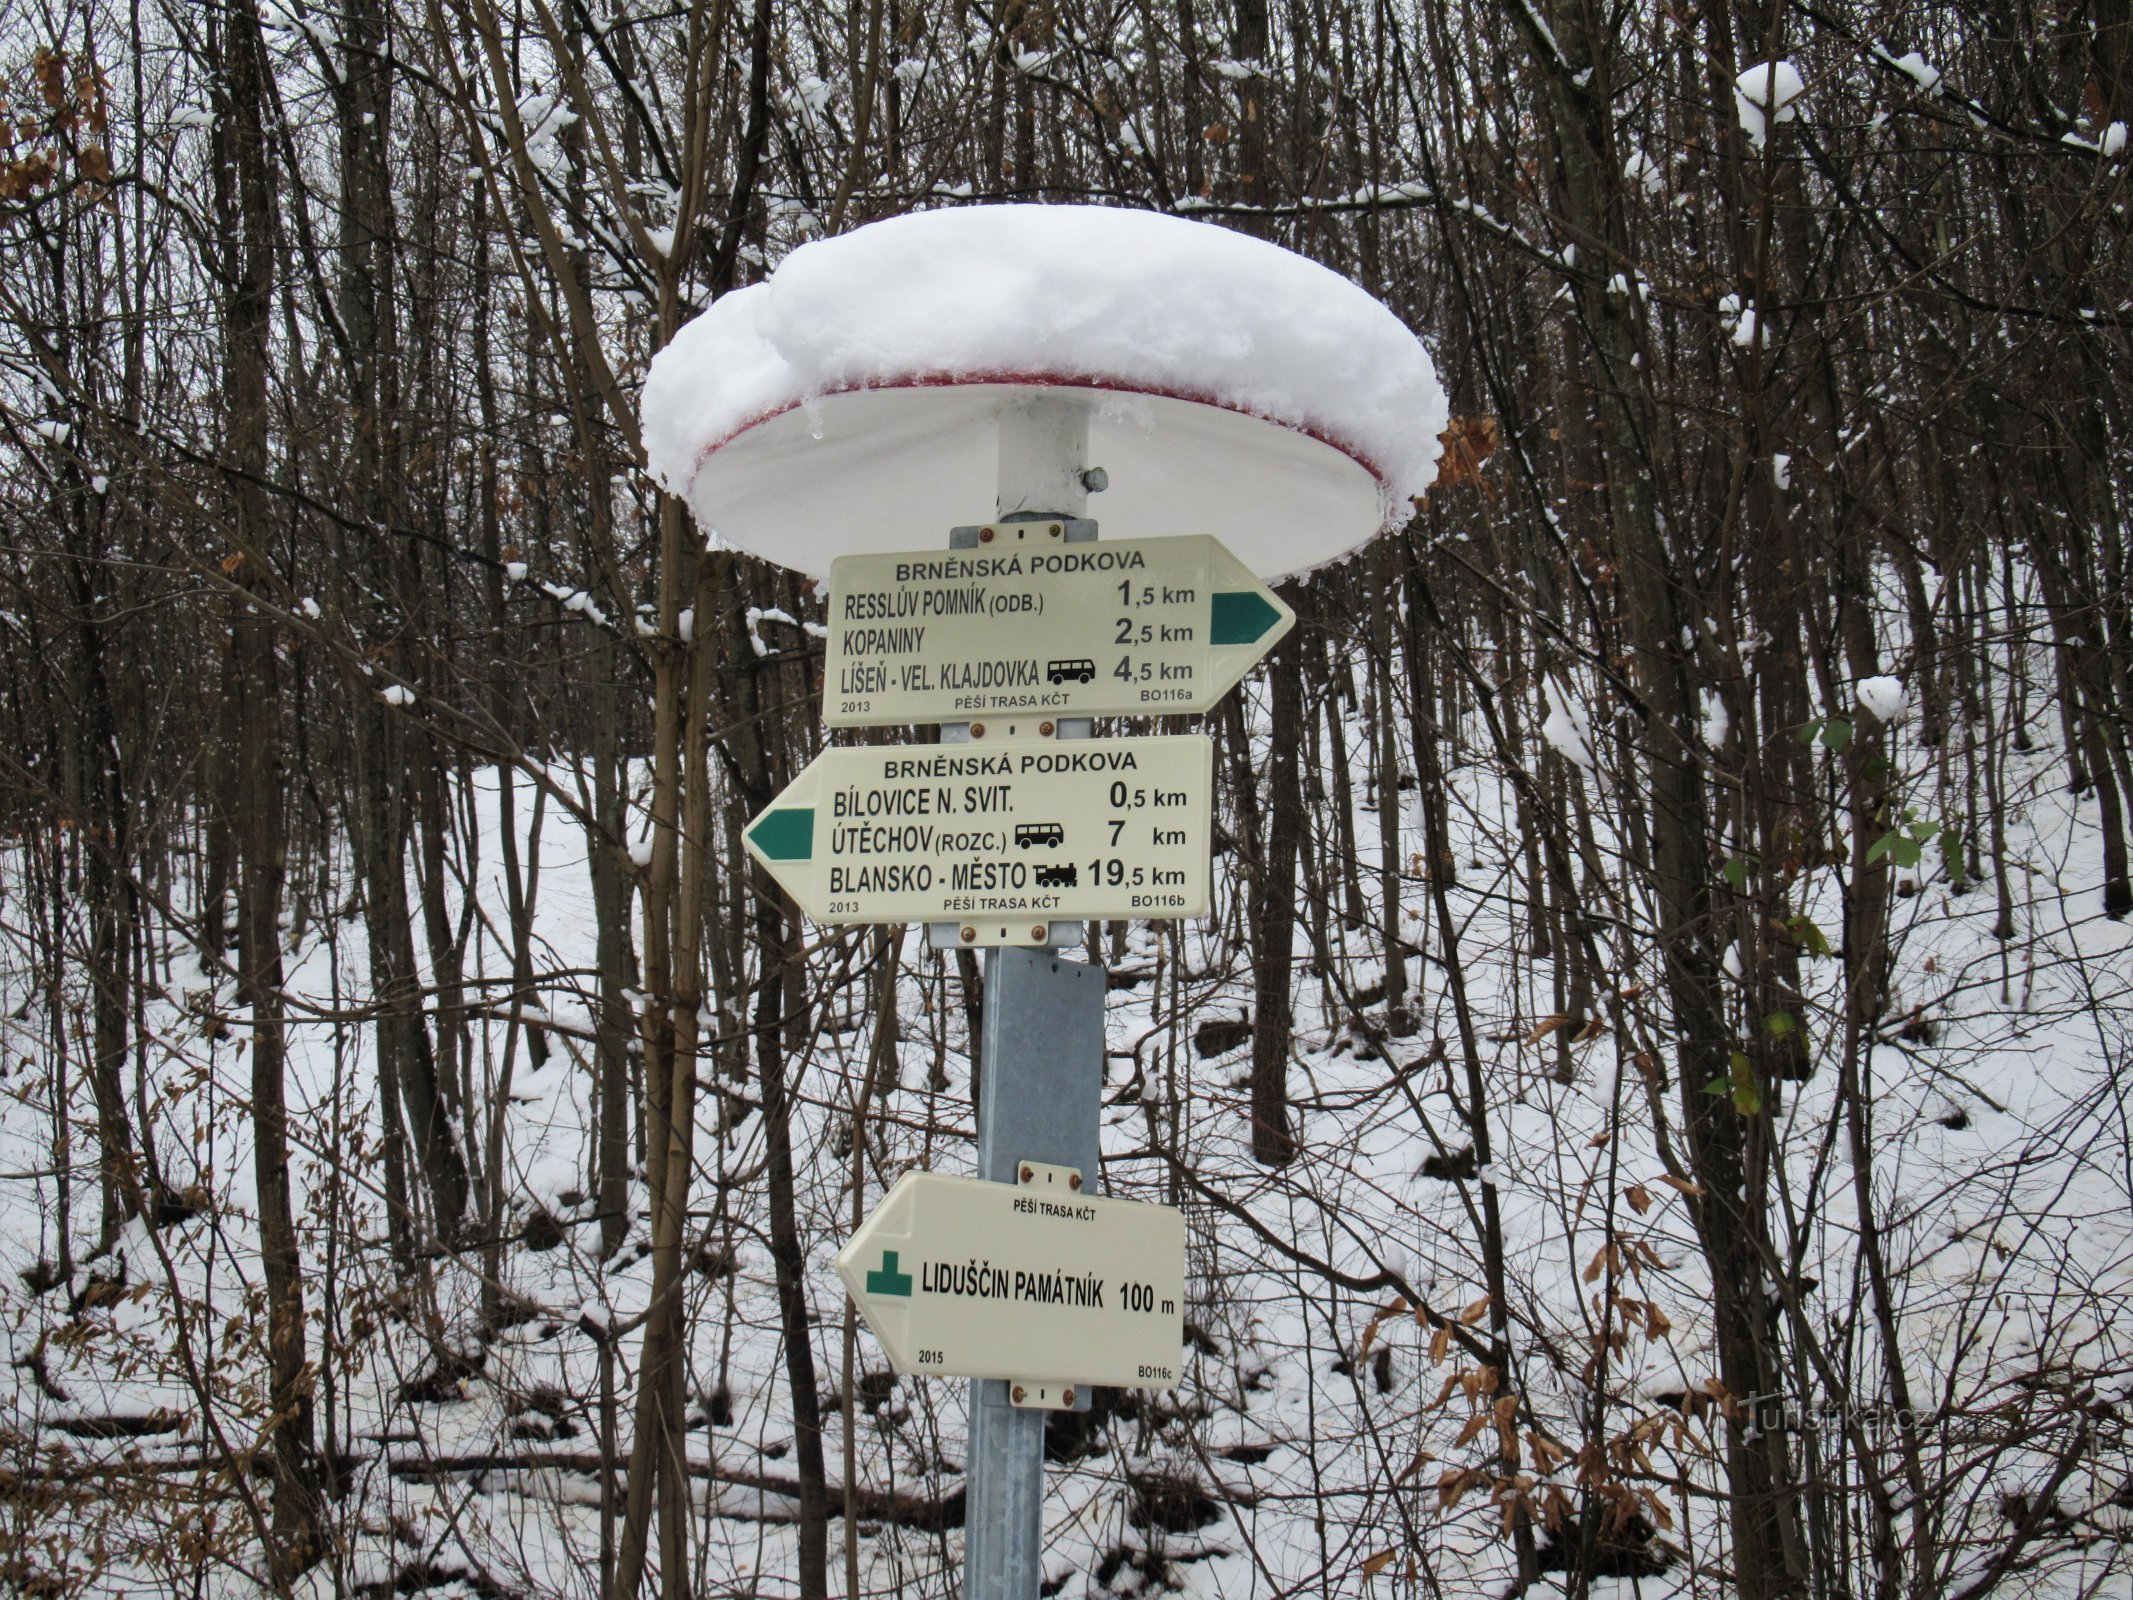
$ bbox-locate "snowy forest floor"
[2,701,2129,1600]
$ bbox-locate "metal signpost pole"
[962,395,1101,1600]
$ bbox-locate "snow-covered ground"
[1,659,2128,1599]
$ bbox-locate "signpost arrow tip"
[1210,589,1287,647]
[748,807,814,861]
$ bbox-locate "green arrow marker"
[748,807,814,861]
[865,1249,913,1298]
[1210,590,1283,646]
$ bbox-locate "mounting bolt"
[970,722,986,739]
[1068,1172,1082,1192]
[979,525,996,543]
[1081,467,1109,493]
[1048,523,1061,536]
[1038,720,1055,737]
[959,925,977,944]
[1019,1164,1034,1184]
[1031,925,1047,943]
[1012,1385,1027,1404]
[1063,1387,1076,1406]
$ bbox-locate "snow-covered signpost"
[644,204,1444,1600]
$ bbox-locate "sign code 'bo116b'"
[825,532,1292,726]
[835,1170,1186,1389]
[744,734,1213,932]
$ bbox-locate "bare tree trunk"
[1504,2,1811,1585]
[214,0,319,1571]
[336,0,469,1247]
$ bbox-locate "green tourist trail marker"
[836,1167,1186,1391]
[743,732,1214,941]
[824,531,1294,727]
[865,1250,914,1297]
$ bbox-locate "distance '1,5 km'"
[823,534,1293,726]
[1113,576,1199,694]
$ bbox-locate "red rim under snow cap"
[640,205,1447,579]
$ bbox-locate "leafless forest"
[2,0,2131,1596]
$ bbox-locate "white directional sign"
[744,734,1213,936]
[824,532,1293,726]
[837,1168,1186,1389]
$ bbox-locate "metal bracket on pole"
[926,510,1097,953]
[1014,1160,1084,1194]
[1006,1380,1083,1411]
[1001,1163,1095,1413]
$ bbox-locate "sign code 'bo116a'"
[835,1170,1186,1389]
[744,734,1213,934]
[825,532,1292,726]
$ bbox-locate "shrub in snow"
[1734,60,1805,149]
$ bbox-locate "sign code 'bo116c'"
[835,1170,1186,1389]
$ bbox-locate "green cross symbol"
[865,1249,913,1298]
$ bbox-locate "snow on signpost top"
[641,205,1447,579]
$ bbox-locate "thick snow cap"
[641,205,1447,579]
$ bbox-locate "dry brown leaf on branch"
[1525,1013,1570,1045]
[1624,1183,1652,1215]
[1359,1548,1399,1578]
[1656,1172,1705,1198]
[1460,1294,1492,1326]
[1638,1487,1676,1531]
[1543,1483,1576,1528]
[1359,1298,1410,1361]
[1429,415,1500,498]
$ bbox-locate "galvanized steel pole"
[959,394,1103,1600]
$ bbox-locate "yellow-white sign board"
[837,1169,1186,1389]
[744,734,1213,939]
[824,532,1293,726]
